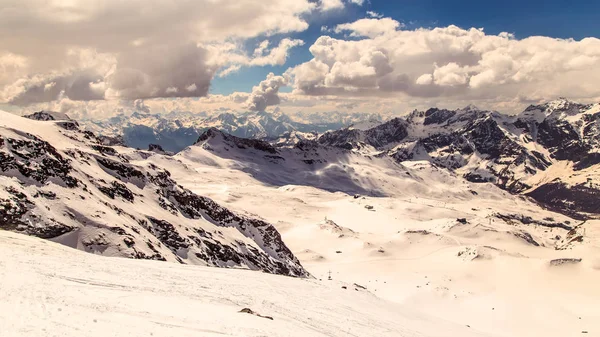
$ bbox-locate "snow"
[0,230,489,337]
[3,108,600,337]
[144,138,600,337]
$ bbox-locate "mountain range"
[2,99,600,336]
[316,98,600,218]
[80,110,383,152]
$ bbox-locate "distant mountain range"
[6,98,599,273]
[24,98,600,219]
[182,98,600,219]
[79,110,383,152]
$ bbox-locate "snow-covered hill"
[3,99,600,336]
[0,230,490,337]
[153,123,600,336]
[0,111,307,276]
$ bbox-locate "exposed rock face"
[526,182,600,219]
[423,108,456,125]
[148,144,165,152]
[0,132,81,188]
[317,118,408,151]
[0,112,308,277]
[98,135,125,146]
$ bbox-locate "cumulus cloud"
[433,62,469,86]
[0,0,318,106]
[133,99,151,113]
[244,73,288,111]
[320,0,345,11]
[415,74,433,85]
[289,22,600,104]
[366,11,383,19]
[335,18,403,38]
[1,48,115,105]
[211,38,304,78]
[248,39,305,67]
[0,53,29,83]
[218,65,242,78]
[105,43,215,100]
[318,0,364,11]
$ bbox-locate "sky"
[213,0,600,95]
[1,0,600,119]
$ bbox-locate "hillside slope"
[159,126,600,337]
[0,230,490,337]
[0,111,307,276]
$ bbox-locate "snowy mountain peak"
[195,127,279,154]
[461,103,480,112]
[520,98,595,123]
[24,110,72,121]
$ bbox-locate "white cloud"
[253,41,270,57]
[0,0,317,106]
[213,38,304,78]
[415,74,433,85]
[0,53,29,82]
[244,72,288,111]
[289,22,600,106]
[320,0,345,11]
[249,39,305,66]
[366,11,383,19]
[433,62,469,86]
[218,65,242,78]
[335,18,403,38]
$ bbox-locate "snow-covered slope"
[4,99,600,336]
[154,125,600,337]
[0,110,307,276]
[0,230,491,337]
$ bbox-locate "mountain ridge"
[314,98,600,218]
[0,111,308,277]
[79,110,379,152]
